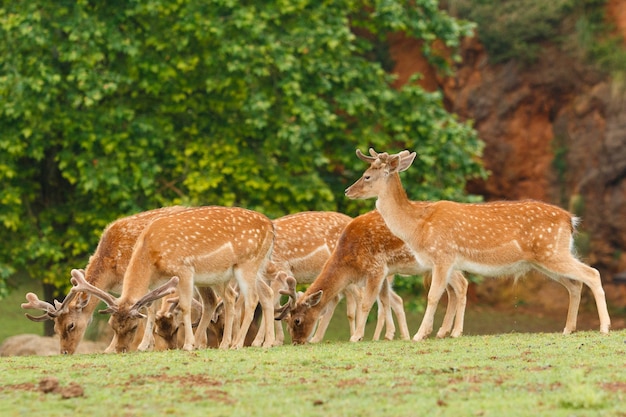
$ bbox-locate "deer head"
[274,274,323,344]
[69,269,179,353]
[345,148,416,200]
[21,269,94,354]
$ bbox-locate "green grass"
[1,330,625,416]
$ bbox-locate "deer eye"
[67,323,75,332]
[294,318,301,326]
[364,175,371,181]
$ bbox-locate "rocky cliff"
[389,0,626,317]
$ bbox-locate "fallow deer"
[258,211,408,345]
[261,211,358,345]
[345,148,611,340]
[21,206,190,354]
[277,208,469,344]
[66,206,277,351]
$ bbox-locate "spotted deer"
[345,148,611,340]
[66,206,276,352]
[277,208,468,344]
[259,211,401,345]
[21,206,190,354]
[265,212,355,344]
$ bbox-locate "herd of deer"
[21,149,611,355]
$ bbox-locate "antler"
[356,149,376,163]
[21,284,82,322]
[21,292,58,322]
[69,268,119,310]
[129,276,179,316]
[274,274,298,320]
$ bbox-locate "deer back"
[268,211,352,284]
[120,206,275,301]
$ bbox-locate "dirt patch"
[602,381,626,393]
[126,372,223,388]
[37,377,85,399]
[336,378,367,388]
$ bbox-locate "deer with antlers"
[21,206,190,354]
[260,211,416,345]
[66,205,277,352]
[345,148,611,340]
[258,211,382,345]
[276,208,468,344]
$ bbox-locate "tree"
[0,0,485,298]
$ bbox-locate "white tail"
[345,148,610,340]
[67,206,276,352]
[21,206,189,354]
[278,208,468,344]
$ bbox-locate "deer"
[261,211,358,345]
[65,205,277,352]
[276,208,469,344]
[21,206,190,354]
[255,211,408,345]
[345,148,611,341]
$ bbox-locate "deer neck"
[304,263,349,311]
[374,173,419,241]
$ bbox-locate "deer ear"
[306,290,323,307]
[397,151,416,172]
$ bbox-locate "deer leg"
[310,294,341,343]
[448,271,468,338]
[388,285,410,340]
[373,296,385,341]
[174,277,196,351]
[217,285,237,349]
[544,257,610,334]
[232,267,262,349]
[137,304,156,351]
[413,265,450,341]
[344,285,361,338]
[381,280,396,341]
[351,276,386,342]
[194,286,218,349]
[436,271,467,338]
[104,334,118,354]
[372,279,389,340]
[551,276,582,335]
[251,278,275,347]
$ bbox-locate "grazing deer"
[21,206,190,354]
[66,206,277,352]
[261,211,359,345]
[277,208,468,344]
[345,148,611,340]
[153,287,210,350]
[258,211,407,345]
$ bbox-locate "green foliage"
[447,0,609,64]
[0,0,485,294]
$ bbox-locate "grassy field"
[1,330,625,416]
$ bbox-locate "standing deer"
[66,205,276,352]
[277,208,468,344]
[21,206,190,354]
[345,148,611,340]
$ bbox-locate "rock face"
[388,1,626,312]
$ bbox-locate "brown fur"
[23,206,189,354]
[73,206,276,352]
[345,149,610,339]
[284,209,468,344]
